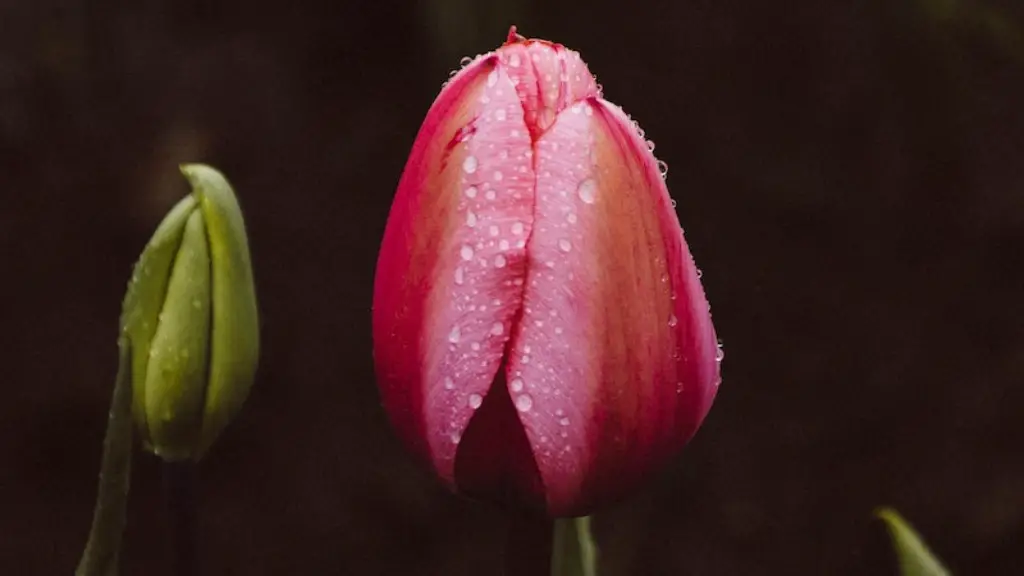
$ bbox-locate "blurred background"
[2,0,1023,573]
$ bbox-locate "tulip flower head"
[121,165,259,462]
[373,28,721,517]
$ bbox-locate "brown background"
[2,0,1023,573]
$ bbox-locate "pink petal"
[504,98,721,516]
[372,55,536,486]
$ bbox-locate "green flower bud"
[120,164,259,461]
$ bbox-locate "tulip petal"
[373,56,536,485]
[495,40,600,139]
[182,164,260,459]
[144,209,212,461]
[121,194,198,447]
[505,98,720,515]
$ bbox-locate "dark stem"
[163,461,199,576]
[502,510,553,576]
[76,338,134,576]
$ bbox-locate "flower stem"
[502,510,553,576]
[76,338,134,576]
[163,461,199,576]
[550,517,598,576]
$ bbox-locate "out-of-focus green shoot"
[876,507,952,576]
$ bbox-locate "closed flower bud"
[373,29,722,516]
[121,164,259,461]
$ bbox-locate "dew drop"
[490,322,504,336]
[466,211,477,227]
[558,239,572,252]
[494,254,507,268]
[460,56,473,66]
[511,222,524,235]
[460,245,474,261]
[697,268,703,279]
[716,345,725,362]
[559,417,570,426]
[522,355,530,364]
[485,190,496,201]
[487,70,498,87]
[465,185,478,198]
[192,298,202,309]
[510,378,524,392]
[493,171,503,182]
[498,239,510,251]
[577,179,597,204]
[454,267,465,285]
[463,156,478,174]
[495,108,507,121]
[488,225,500,236]
[566,212,578,224]
[509,53,521,67]
[469,393,483,409]
[448,326,462,343]
[668,315,678,328]
[471,342,481,351]
[657,160,668,179]
[515,394,533,412]
[444,377,455,390]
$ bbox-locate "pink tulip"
[373,27,721,517]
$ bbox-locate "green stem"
[551,517,598,576]
[76,338,134,576]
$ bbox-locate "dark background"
[3,0,1023,573]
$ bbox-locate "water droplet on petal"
[558,239,572,252]
[465,186,478,198]
[466,211,477,227]
[463,156,478,174]
[511,222,524,235]
[488,225,500,236]
[487,70,498,87]
[566,212,577,224]
[494,254,507,268]
[577,179,596,204]
[490,322,504,336]
[515,394,533,412]
[448,326,461,343]
[495,108,507,122]
[444,377,455,390]
[510,378,524,392]
[559,417,570,426]
[493,171,503,182]
[509,53,521,67]
[460,245,474,260]
[454,267,465,285]
[469,393,483,409]
[657,160,668,179]
[668,315,678,327]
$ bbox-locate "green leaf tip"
[875,507,951,576]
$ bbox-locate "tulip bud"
[121,164,259,461]
[373,28,722,516]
